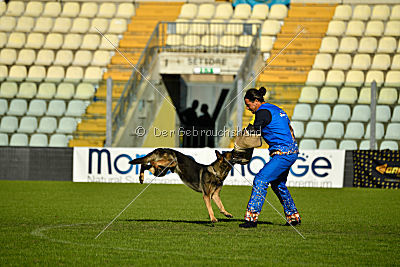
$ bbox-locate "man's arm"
[246,109,272,134]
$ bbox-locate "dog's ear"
[215,150,222,159]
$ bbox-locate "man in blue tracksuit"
[238,87,301,228]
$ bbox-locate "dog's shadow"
[123,218,275,227]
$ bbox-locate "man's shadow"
[123,218,275,227]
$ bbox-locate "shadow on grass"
[123,218,275,227]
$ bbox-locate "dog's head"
[212,150,234,179]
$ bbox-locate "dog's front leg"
[212,187,233,218]
[203,194,217,223]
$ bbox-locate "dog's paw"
[139,174,144,184]
[211,217,218,223]
[222,212,233,218]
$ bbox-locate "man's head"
[200,104,208,113]
[192,100,199,109]
[244,87,267,114]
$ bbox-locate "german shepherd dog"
[128,148,234,223]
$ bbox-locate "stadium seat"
[250,4,268,20]
[92,50,111,66]
[45,66,65,83]
[378,88,398,105]
[24,1,43,17]
[16,49,36,66]
[29,134,48,147]
[0,133,8,146]
[219,35,237,52]
[189,19,207,35]
[8,65,27,82]
[0,16,16,32]
[116,3,134,19]
[358,37,377,53]
[183,34,201,50]
[304,121,324,138]
[179,3,197,19]
[339,140,357,150]
[365,70,384,86]
[0,99,7,115]
[238,35,254,49]
[337,87,357,104]
[385,71,400,86]
[0,49,17,65]
[364,21,384,37]
[49,134,69,147]
[0,33,6,48]
[371,5,390,20]
[311,104,331,121]
[384,21,400,36]
[26,66,46,82]
[201,35,219,51]
[72,51,92,67]
[376,105,391,122]
[36,83,56,99]
[290,121,304,138]
[313,54,332,70]
[0,1,4,16]
[109,19,127,34]
[299,139,317,149]
[43,33,63,50]
[338,37,358,53]
[79,2,98,18]
[55,83,75,100]
[52,17,72,33]
[351,105,370,122]
[331,104,351,122]
[166,34,183,50]
[364,123,385,140]
[298,86,318,103]
[380,141,399,150]
[323,122,344,139]
[0,65,7,81]
[37,117,57,134]
[90,18,109,34]
[268,4,287,20]
[305,70,325,86]
[0,116,18,133]
[17,116,37,134]
[358,87,371,104]
[384,123,400,140]
[260,36,273,52]
[65,66,84,83]
[351,54,371,70]
[345,20,365,36]
[345,70,364,87]
[84,67,102,83]
[0,82,18,98]
[61,2,80,17]
[56,117,77,134]
[333,5,352,20]
[390,5,400,20]
[175,19,189,35]
[352,5,370,21]
[392,106,400,122]
[34,17,54,33]
[25,33,44,49]
[62,34,82,50]
[291,104,311,121]
[377,37,396,53]
[53,50,73,66]
[359,140,377,150]
[70,18,90,34]
[35,50,54,66]
[326,70,345,87]
[7,32,26,49]
[15,16,34,32]
[27,99,46,117]
[233,4,250,20]
[16,82,37,98]
[332,54,351,70]
[344,122,364,139]
[261,20,281,35]
[98,3,116,18]
[46,100,66,117]
[319,37,338,53]
[74,83,95,100]
[10,133,28,147]
[318,87,338,103]
[326,21,346,36]
[42,2,61,17]
[81,34,100,50]
[391,55,400,70]
[6,1,25,16]
[371,54,390,70]
[214,3,233,19]
[319,139,337,149]
[7,99,27,116]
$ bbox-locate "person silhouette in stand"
[198,104,214,147]
[180,100,199,147]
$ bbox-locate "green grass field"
[0,180,399,266]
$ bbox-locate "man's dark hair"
[244,87,267,102]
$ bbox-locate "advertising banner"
[353,150,400,189]
[73,148,345,188]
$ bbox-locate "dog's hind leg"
[212,187,233,218]
[203,194,217,223]
[139,164,153,184]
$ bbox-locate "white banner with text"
[73,148,346,188]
